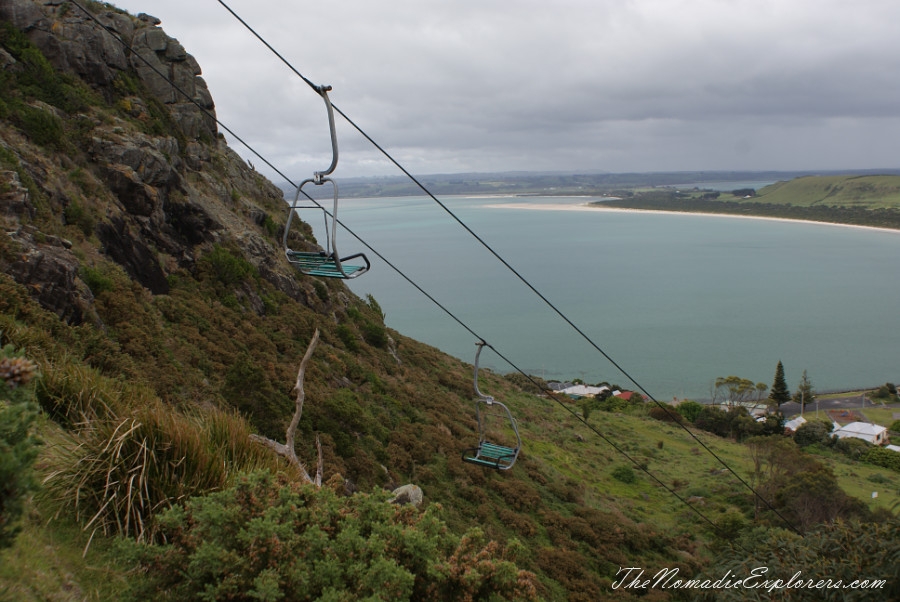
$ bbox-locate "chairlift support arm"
[283,85,369,279]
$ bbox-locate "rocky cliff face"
[1,0,329,326]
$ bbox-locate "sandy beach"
[484,202,900,235]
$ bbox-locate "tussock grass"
[41,402,283,543]
[35,360,134,424]
[36,356,283,543]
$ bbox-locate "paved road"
[781,397,899,420]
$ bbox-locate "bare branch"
[249,328,320,485]
[284,328,320,461]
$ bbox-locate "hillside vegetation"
[755,175,900,209]
[1,1,898,600]
[599,174,900,230]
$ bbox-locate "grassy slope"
[4,387,898,599]
[755,175,900,209]
[601,173,900,229]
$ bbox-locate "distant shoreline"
[485,202,900,235]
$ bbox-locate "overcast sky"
[109,0,900,182]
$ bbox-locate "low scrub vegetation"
[121,471,539,601]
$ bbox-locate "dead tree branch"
[249,328,321,485]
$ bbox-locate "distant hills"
[755,174,900,209]
[279,169,900,200]
[595,173,900,230]
[278,169,900,230]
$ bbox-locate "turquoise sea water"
[304,194,900,401]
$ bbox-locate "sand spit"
[484,202,900,235]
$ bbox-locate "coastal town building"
[832,422,889,446]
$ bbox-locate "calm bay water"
[306,194,900,401]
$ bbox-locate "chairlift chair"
[283,85,370,279]
[462,342,521,470]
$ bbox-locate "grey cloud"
[112,0,900,178]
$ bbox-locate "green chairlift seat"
[285,249,369,278]
[462,342,521,470]
[282,85,369,280]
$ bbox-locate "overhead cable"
[216,0,800,535]
[67,0,792,538]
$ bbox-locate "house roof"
[547,382,574,391]
[559,385,609,397]
[834,422,887,436]
[784,416,807,431]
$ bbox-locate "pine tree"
[793,369,816,408]
[768,360,791,407]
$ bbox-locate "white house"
[559,385,609,398]
[784,415,807,433]
[713,401,769,418]
[832,422,889,446]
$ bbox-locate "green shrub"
[714,507,748,540]
[221,352,281,429]
[200,245,255,287]
[121,471,539,601]
[261,213,277,237]
[366,294,385,320]
[63,198,95,237]
[362,320,388,348]
[16,104,64,148]
[0,346,41,549]
[79,264,115,295]
[834,436,870,460]
[862,446,900,473]
[694,519,900,601]
[336,323,358,351]
[794,420,831,447]
[312,279,329,302]
[647,404,683,423]
[0,21,94,113]
[611,465,636,484]
[872,382,898,400]
[578,396,597,420]
[597,395,628,413]
[676,400,704,422]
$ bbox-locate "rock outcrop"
[389,484,424,507]
[0,0,329,325]
[0,0,215,139]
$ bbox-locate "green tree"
[871,382,899,402]
[755,382,768,402]
[792,369,816,408]
[767,361,791,408]
[714,375,758,407]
